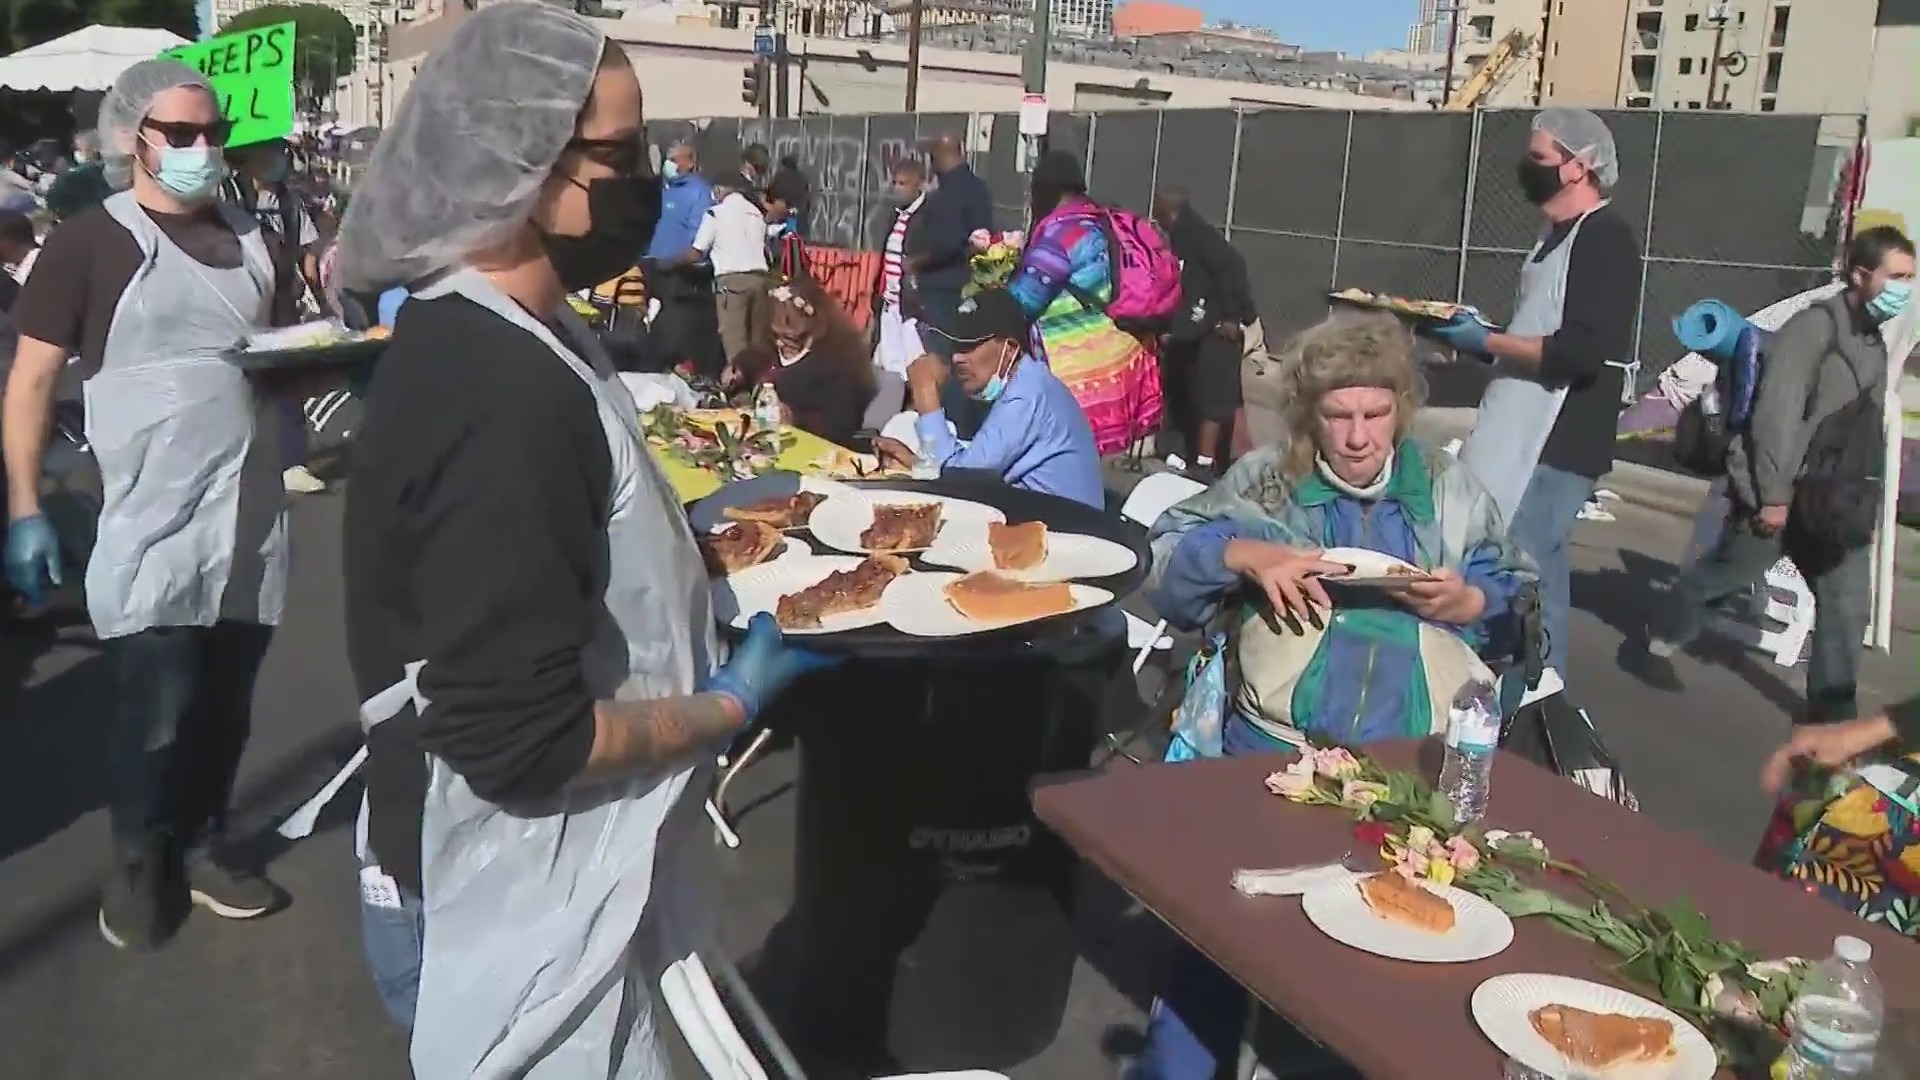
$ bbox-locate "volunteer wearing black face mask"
[1425,107,1640,684]
[301,9,829,1068]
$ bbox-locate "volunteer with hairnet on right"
[1426,108,1642,682]
[331,4,828,1075]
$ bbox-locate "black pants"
[106,622,275,859]
[648,264,724,379]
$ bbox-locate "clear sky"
[1197,0,1419,54]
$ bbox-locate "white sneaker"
[283,465,326,494]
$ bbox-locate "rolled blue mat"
[1672,299,1753,362]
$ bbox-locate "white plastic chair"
[878,409,957,455]
[1709,556,1817,667]
[1118,472,1207,674]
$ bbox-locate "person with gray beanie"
[2,58,295,951]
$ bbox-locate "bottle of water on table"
[752,382,783,430]
[1785,936,1882,1078]
[1440,682,1499,824]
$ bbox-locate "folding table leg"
[1236,990,1261,1080]
[713,727,778,842]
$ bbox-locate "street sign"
[753,26,776,59]
[163,20,296,148]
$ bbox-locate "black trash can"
[773,611,1128,1075]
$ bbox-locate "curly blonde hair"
[1264,310,1426,481]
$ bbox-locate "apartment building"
[1542,0,1881,115]
[728,0,1112,38]
[1447,0,1549,106]
[1406,0,1443,54]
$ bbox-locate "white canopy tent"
[0,25,190,93]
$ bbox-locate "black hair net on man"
[97,59,215,191]
[334,1,608,293]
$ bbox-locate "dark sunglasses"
[566,133,648,176]
[140,117,235,149]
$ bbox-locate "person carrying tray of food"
[1129,310,1536,1080]
[3,58,338,950]
[1426,107,1641,682]
[870,286,1105,509]
[319,5,836,1074]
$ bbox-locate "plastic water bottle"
[752,382,783,430]
[1439,682,1499,824]
[909,446,940,480]
[1785,936,1883,1078]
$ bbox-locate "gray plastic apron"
[85,192,282,639]
[360,268,719,1080]
[1458,203,1606,525]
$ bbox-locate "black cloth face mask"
[541,172,661,291]
[1515,158,1570,206]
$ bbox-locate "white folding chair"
[1118,472,1207,674]
[1709,556,1817,667]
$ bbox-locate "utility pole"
[1022,0,1050,95]
[904,0,924,111]
[1704,2,1731,109]
[1439,3,1461,106]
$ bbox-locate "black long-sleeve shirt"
[1166,209,1253,331]
[345,293,610,896]
[910,163,995,295]
[1529,206,1641,480]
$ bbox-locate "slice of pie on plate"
[1358,871,1457,934]
[942,572,1075,624]
[774,554,909,630]
[1527,1004,1675,1070]
[988,521,1048,571]
[861,502,943,551]
[700,521,786,576]
[725,490,827,530]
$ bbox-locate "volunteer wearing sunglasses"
[3,60,292,949]
[323,5,827,1074]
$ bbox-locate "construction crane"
[1444,29,1534,110]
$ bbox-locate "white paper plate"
[711,555,896,634]
[879,571,1113,637]
[807,491,1006,554]
[1317,546,1436,588]
[702,530,814,572]
[1471,973,1716,1080]
[1300,872,1514,963]
[920,528,1138,582]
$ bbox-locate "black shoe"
[186,857,284,920]
[1620,639,1685,693]
[99,852,181,951]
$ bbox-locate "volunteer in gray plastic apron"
[87,190,283,638]
[359,268,719,1080]
[1457,203,1607,526]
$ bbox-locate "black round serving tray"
[689,470,1150,663]
[224,337,387,374]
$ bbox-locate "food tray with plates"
[687,471,1150,659]
[1328,287,1492,327]
[223,321,390,373]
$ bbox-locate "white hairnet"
[98,59,214,191]
[1532,107,1619,191]
[334,2,608,292]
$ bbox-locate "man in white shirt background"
[868,158,927,427]
[692,170,774,365]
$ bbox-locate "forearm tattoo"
[580,693,743,781]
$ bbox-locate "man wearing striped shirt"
[869,158,927,423]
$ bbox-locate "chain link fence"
[645,106,1863,404]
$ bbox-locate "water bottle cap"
[1834,935,1871,963]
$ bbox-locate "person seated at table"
[724,277,872,447]
[1127,311,1535,1080]
[873,287,1104,510]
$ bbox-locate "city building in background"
[1112,0,1200,37]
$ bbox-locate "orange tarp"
[800,246,882,332]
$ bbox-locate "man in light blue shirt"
[645,142,712,261]
[875,288,1104,509]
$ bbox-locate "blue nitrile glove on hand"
[3,515,65,606]
[1425,312,1494,358]
[703,612,841,724]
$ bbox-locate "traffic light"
[741,62,766,112]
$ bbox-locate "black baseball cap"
[928,288,1028,348]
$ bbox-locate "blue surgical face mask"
[144,142,224,202]
[1867,279,1911,323]
[661,159,681,181]
[968,344,1018,403]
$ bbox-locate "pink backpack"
[1064,204,1183,334]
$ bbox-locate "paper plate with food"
[713,554,909,635]
[804,445,910,481]
[1328,287,1492,326]
[1314,547,1437,587]
[807,491,1005,555]
[1300,870,1513,963]
[921,521,1138,583]
[226,319,389,372]
[880,570,1113,637]
[697,521,815,577]
[1471,973,1715,1080]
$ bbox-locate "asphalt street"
[1,481,1914,1080]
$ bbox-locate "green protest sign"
[163,21,297,148]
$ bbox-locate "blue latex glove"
[1426,312,1494,358]
[3,515,65,605]
[703,612,840,723]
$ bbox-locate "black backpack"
[1783,374,1884,576]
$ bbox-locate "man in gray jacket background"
[1632,226,1915,719]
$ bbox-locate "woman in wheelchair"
[1149,308,1538,751]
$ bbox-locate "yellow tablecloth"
[653,424,845,503]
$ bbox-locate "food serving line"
[657,403,1153,1075]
